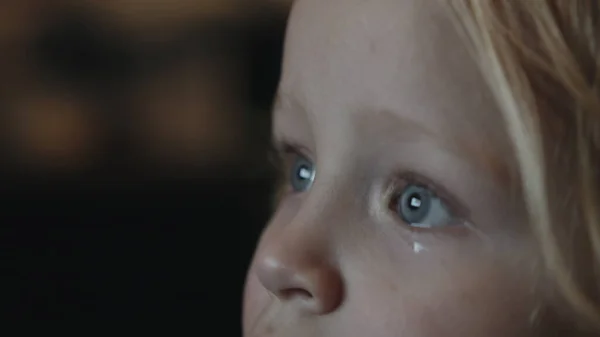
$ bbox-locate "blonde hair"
[447,0,600,331]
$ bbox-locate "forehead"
[282,0,458,103]
[277,0,512,169]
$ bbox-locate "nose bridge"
[265,196,333,263]
[288,166,351,246]
[292,141,362,243]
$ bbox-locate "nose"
[254,227,344,315]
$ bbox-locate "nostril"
[280,288,313,301]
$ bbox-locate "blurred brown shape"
[0,0,51,95]
[73,0,249,40]
[130,55,245,166]
[0,0,49,44]
[9,87,98,169]
[0,0,291,175]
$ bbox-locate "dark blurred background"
[2,0,291,332]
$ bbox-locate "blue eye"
[290,155,315,192]
[395,184,454,228]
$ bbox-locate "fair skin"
[244,0,551,336]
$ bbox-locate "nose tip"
[256,255,343,315]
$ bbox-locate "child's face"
[244,0,543,336]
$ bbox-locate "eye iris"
[398,185,431,224]
[290,157,314,192]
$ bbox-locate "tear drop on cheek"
[412,242,427,254]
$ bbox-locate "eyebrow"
[273,92,515,187]
[271,91,317,143]
[374,108,515,187]
[272,92,309,123]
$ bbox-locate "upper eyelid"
[274,139,314,161]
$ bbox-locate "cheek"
[343,250,537,337]
[411,272,533,336]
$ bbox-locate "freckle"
[369,41,377,53]
[265,324,274,335]
[389,283,398,292]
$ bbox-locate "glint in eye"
[289,154,315,193]
[392,184,456,229]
